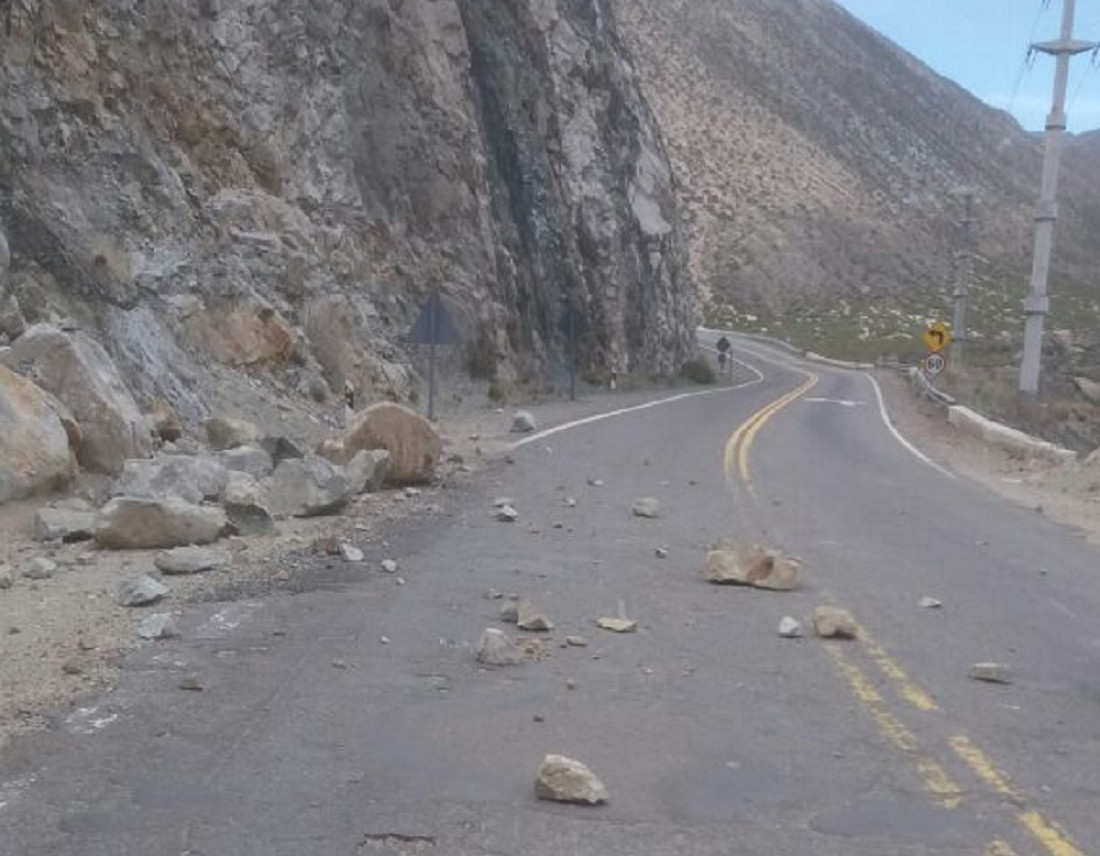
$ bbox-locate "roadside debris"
[704,542,801,591]
[340,543,364,562]
[919,596,943,609]
[654,546,668,559]
[564,496,577,508]
[812,605,858,639]
[178,676,203,691]
[380,559,398,573]
[777,616,803,638]
[495,505,519,522]
[154,546,230,575]
[631,497,660,518]
[516,600,554,632]
[968,662,1012,684]
[586,477,604,487]
[476,628,527,665]
[118,574,170,607]
[535,754,609,805]
[511,411,537,434]
[565,635,587,647]
[23,557,58,580]
[138,613,179,639]
[596,617,637,633]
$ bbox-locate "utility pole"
[1018,0,1098,394]
[951,189,976,366]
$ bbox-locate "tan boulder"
[179,298,296,367]
[704,543,800,591]
[535,755,609,805]
[339,402,441,485]
[206,416,261,451]
[0,363,77,503]
[94,497,227,550]
[1,324,151,475]
[812,605,858,639]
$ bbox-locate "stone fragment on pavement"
[138,613,179,639]
[341,543,364,562]
[154,546,230,575]
[516,600,554,632]
[178,676,203,691]
[535,754,609,805]
[23,557,58,580]
[777,616,803,638]
[631,497,660,518]
[564,496,577,508]
[0,565,12,589]
[511,410,537,433]
[33,507,97,543]
[596,617,637,633]
[655,546,668,559]
[475,628,527,666]
[119,574,171,606]
[500,602,519,623]
[493,496,515,508]
[380,559,398,573]
[704,543,801,591]
[919,596,943,609]
[495,505,519,522]
[95,497,227,550]
[586,477,604,487]
[968,662,1012,684]
[812,605,858,639]
[565,635,587,647]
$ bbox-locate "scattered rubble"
[511,411,537,433]
[118,574,171,607]
[968,663,1012,684]
[919,596,943,609]
[500,602,519,623]
[380,559,398,573]
[138,614,179,639]
[655,546,668,559]
[534,754,609,805]
[154,546,230,575]
[476,628,527,665]
[812,605,858,639]
[341,544,364,562]
[178,676,203,691]
[495,505,519,522]
[777,616,803,638]
[516,601,553,632]
[33,507,96,543]
[565,635,587,647]
[631,497,660,518]
[596,617,637,633]
[23,557,58,580]
[704,543,801,591]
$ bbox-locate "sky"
[832,1,1100,132]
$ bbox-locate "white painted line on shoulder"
[511,361,764,450]
[864,372,956,480]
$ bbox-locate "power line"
[1007,1,1053,117]
[1066,46,1099,114]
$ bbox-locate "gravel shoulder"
[877,370,1100,546]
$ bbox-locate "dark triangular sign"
[407,289,460,345]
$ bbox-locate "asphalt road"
[3,336,1100,856]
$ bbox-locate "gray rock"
[266,456,351,518]
[704,543,801,591]
[493,496,515,508]
[33,507,97,542]
[380,559,398,573]
[495,505,519,522]
[138,613,179,639]
[654,546,668,559]
[261,435,306,464]
[516,600,554,632]
[565,635,587,647]
[1,324,152,475]
[217,445,274,479]
[919,596,943,609]
[341,543,364,562]
[345,449,393,494]
[222,470,265,506]
[23,557,58,580]
[205,416,261,451]
[631,497,660,518]
[777,616,803,638]
[475,627,526,666]
[118,574,171,606]
[0,294,26,344]
[534,754,609,804]
[811,605,858,639]
[499,601,519,623]
[224,502,276,536]
[596,617,637,633]
[95,497,227,550]
[968,662,1012,684]
[154,546,230,575]
[0,565,13,589]
[112,455,229,505]
[511,411,537,433]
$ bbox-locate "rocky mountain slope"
[0,0,694,440]
[615,0,1100,322]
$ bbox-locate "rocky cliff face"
[615,0,1100,317]
[0,0,693,432]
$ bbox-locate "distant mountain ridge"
[615,0,1100,319]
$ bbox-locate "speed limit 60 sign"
[922,352,947,378]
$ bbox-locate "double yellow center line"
[724,372,818,496]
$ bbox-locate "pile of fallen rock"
[0,322,444,585]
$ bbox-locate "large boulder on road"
[1,324,152,475]
[336,402,440,485]
[265,455,351,518]
[0,364,76,504]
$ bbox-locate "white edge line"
[510,355,764,450]
[864,372,956,480]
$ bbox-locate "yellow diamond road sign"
[922,321,953,353]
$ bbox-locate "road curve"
[2,337,1099,856]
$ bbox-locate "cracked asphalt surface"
[2,338,1099,855]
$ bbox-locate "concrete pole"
[951,191,975,366]
[1019,0,1097,394]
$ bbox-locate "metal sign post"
[407,288,460,421]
